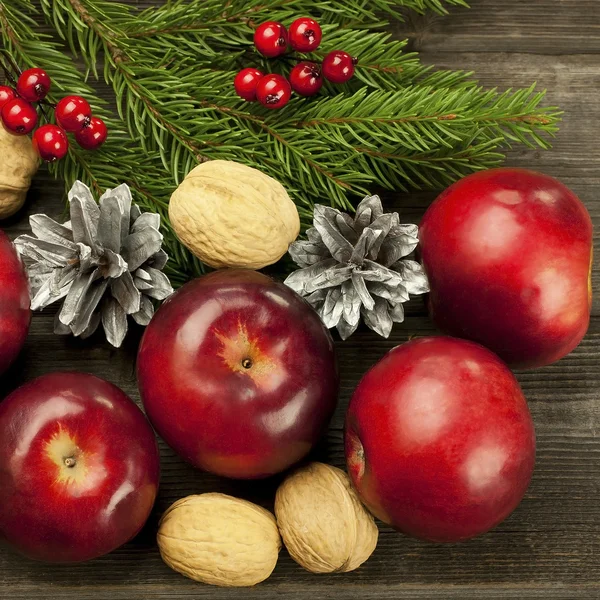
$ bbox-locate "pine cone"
[15,181,173,347]
[285,195,429,340]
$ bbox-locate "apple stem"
[241,358,253,369]
[64,456,77,468]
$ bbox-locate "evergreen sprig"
[0,0,205,284]
[1,0,559,284]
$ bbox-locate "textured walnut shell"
[0,127,39,220]
[275,462,378,574]
[157,493,281,587]
[169,160,300,269]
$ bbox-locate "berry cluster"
[234,17,357,110]
[0,67,107,162]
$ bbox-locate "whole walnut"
[0,127,39,219]
[157,493,281,587]
[275,462,378,574]
[169,160,300,269]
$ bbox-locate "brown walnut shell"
[275,462,378,574]
[169,160,300,269]
[157,493,281,587]
[0,127,39,220]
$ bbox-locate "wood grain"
[1,1,600,598]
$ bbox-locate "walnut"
[169,160,300,269]
[275,462,378,573]
[0,127,39,219]
[157,493,281,587]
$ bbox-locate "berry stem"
[37,100,52,124]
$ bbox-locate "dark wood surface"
[2,1,600,598]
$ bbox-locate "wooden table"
[1,1,599,598]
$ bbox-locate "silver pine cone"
[14,181,173,348]
[285,195,429,340]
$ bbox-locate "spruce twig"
[1,0,560,285]
[0,0,205,284]
[45,0,560,188]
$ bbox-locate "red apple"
[0,372,160,562]
[419,168,593,368]
[345,336,535,542]
[137,269,339,479]
[0,230,30,375]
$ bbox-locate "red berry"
[55,95,92,132]
[255,74,292,110]
[288,17,322,52]
[322,51,357,84]
[253,21,288,58]
[1,98,37,135]
[16,68,51,102]
[33,124,69,162]
[234,68,264,102]
[289,61,323,97]
[75,116,108,150]
[0,86,16,110]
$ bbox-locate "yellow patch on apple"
[215,320,278,387]
[44,425,107,494]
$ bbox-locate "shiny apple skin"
[0,230,30,375]
[419,168,593,369]
[0,372,160,562]
[137,269,339,479]
[345,336,536,543]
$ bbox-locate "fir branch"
[45,0,559,166]
[0,0,204,284]
[291,85,561,152]
[115,5,473,93]
[128,0,468,35]
[5,0,560,286]
[44,0,365,206]
[53,0,472,95]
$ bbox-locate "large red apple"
[419,168,593,368]
[0,372,160,562]
[137,269,338,479]
[0,229,30,375]
[345,336,535,542]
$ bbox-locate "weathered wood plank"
[396,0,600,54]
[6,584,600,600]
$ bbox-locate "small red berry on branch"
[1,98,38,135]
[16,68,51,102]
[0,86,16,110]
[289,62,323,97]
[0,60,106,160]
[256,74,292,109]
[75,116,108,150]
[289,17,322,52]
[234,68,264,102]
[254,21,288,58]
[33,124,69,162]
[55,95,92,132]
[322,51,357,84]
